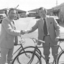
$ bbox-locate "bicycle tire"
[12,51,42,64]
[20,46,41,56]
[20,46,40,52]
[57,51,64,64]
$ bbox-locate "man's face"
[38,9,46,19]
[13,12,19,20]
[9,9,18,20]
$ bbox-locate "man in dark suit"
[24,8,60,64]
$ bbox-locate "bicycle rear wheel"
[12,51,41,64]
[57,51,64,64]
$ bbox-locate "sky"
[0,0,64,11]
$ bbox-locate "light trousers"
[0,47,14,64]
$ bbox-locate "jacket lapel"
[40,19,44,30]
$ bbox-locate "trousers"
[43,36,58,61]
[0,47,14,64]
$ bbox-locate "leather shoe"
[46,59,49,64]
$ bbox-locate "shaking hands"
[20,28,32,35]
[20,30,29,35]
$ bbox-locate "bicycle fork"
[27,46,39,64]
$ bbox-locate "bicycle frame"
[19,37,64,64]
[58,41,64,52]
[12,41,40,63]
[22,37,46,64]
[52,38,64,64]
[12,37,45,64]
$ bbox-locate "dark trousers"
[43,36,58,61]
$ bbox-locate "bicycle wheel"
[12,51,41,64]
[57,51,64,64]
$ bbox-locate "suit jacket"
[28,16,60,41]
[0,18,20,48]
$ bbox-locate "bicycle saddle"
[58,38,64,41]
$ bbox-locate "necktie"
[12,21,16,29]
[43,19,48,36]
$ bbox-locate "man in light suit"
[24,8,60,64]
[0,8,24,64]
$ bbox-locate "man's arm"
[2,19,21,36]
[26,20,39,33]
[53,18,60,37]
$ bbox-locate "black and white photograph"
[0,0,64,64]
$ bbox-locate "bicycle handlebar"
[29,37,45,43]
[15,35,64,46]
[58,38,64,41]
[15,36,45,46]
[19,36,45,44]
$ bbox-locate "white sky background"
[0,0,64,11]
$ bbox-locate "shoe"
[54,60,56,64]
[46,59,49,64]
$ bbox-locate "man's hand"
[14,43,18,46]
[20,29,31,35]
[55,36,59,42]
[20,30,26,35]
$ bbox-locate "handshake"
[20,30,29,35]
[20,28,32,35]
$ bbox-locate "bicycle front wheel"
[12,51,41,64]
[57,51,64,64]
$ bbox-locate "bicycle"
[8,36,44,64]
[12,37,45,64]
[12,37,46,64]
[56,37,64,64]
[13,37,64,64]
